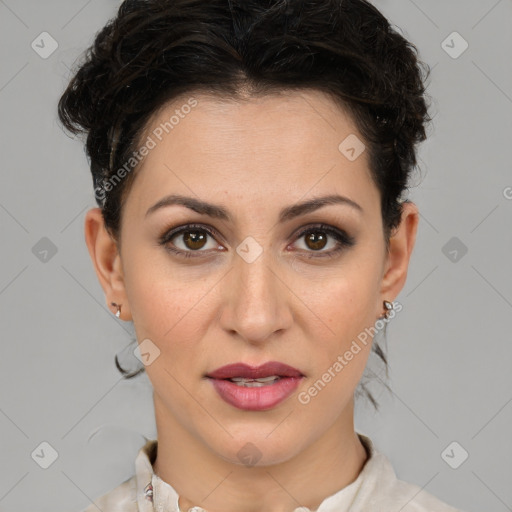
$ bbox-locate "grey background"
[0,1,511,511]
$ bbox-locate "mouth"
[205,361,305,411]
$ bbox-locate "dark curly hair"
[57,0,432,409]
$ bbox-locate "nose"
[219,245,294,345]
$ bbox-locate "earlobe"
[379,201,419,301]
[84,208,131,320]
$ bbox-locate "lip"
[205,362,305,411]
[208,376,303,411]
[206,361,304,379]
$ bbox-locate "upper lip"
[206,361,304,379]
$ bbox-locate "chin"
[209,431,302,468]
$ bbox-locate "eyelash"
[158,223,356,260]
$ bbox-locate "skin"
[85,89,418,512]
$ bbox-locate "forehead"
[124,89,378,219]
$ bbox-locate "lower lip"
[207,377,303,411]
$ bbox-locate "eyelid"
[159,223,223,252]
[292,223,354,242]
[159,222,355,258]
[290,223,356,254]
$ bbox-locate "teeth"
[229,376,281,386]
[233,381,269,387]
[230,376,281,382]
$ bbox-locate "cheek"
[122,240,199,333]
[298,300,374,417]
[301,265,380,343]
[129,281,207,356]
[296,262,380,397]
[122,254,219,376]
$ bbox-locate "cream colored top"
[81,433,464,512]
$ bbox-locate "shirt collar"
[133,433,385,512]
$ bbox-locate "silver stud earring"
[111,302,122,318]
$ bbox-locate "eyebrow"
[145,193,363,223]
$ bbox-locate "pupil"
[184,231,206,250]
[307,231,327,250]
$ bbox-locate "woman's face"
[89,89,416,466]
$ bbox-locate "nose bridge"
[224,238,289,342]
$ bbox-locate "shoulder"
[78,437,157,512]
[353,435,464,512]
[379,472,463,511]
[80,475,138,512]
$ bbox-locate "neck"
[152,394,368,512]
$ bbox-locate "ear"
[379,201,419,305]
[84,208,132,321]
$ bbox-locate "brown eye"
[159,223,222,258]
[292,224,356,258]
[304,231,328,251]
[182,230,208,250]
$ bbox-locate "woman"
[58,0,465,510]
